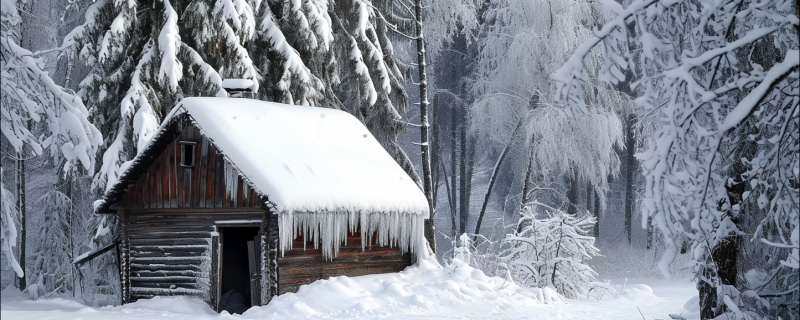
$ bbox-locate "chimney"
[221,79,256,98]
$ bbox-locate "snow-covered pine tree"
[68,0,420,194]
[27,190,73,298]
[0,168,23,280]
[1,0,102,289]
[553,0,798,318]
[330,0,420,184]
[251,0,327,105]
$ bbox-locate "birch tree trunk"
[474,119,523,238]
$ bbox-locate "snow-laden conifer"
[0,169,22,278]
[28,191,73,298]
[1,0,102,285]
[68,0,418,195]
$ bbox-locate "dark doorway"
[219,227,260,314]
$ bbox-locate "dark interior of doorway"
[219,227,260,314]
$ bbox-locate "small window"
[180,141,197,167]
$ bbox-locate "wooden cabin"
[87,97,429,312]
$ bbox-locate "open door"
[246,235,261,306]
[219,227,260,314]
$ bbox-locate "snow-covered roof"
[96,97,428,216]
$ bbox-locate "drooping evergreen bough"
[65,0,419,197]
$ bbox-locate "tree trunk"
[646,216,653,249]
[586,183,599,238]
[593,186,600,238]
[458,118,469,236]
[699,179,744,319]
[566,173,578,215]
[66,173,75,296]
[16,149,26,290]
[516,145,536,233]
[624,113,636,245]
[451,108,459,238]
[460,136,475,235]
[414,0,435,254]
[474,120,523,238]
[440,160,457,240]
[431,95,440,219]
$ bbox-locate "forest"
[1,0,798,319]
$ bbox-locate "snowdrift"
[243,257,562,318]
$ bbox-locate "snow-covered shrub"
[0,169,22,281]
[28,190,73,297]
[500,202,600,298]
[442,232,508,281]
[454,233,472,264]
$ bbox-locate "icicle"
[224,158,238,200]
[278,209,427,260]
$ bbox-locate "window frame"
[180,141,198,168]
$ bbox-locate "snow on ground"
[1,258,698,320]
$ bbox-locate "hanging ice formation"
[224,158,239,200]
[278,210,427,261]
[196,120,426,262]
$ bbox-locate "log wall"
[124,210,262,306]
[277,232,410,294]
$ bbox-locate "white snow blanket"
[171,97,427,215]
[166,98,429,256]
[0,258,699,319]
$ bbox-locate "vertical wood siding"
[119,124,260,210]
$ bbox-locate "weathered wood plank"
[126,207,262,214]
[210,233,219,311]
[160,142,167,209]
[197,137,207,208]
[207,144,217,208]
[130,256,210,265]
[170,141,186,208]
[130,251,207,258]
[130,287,205,296]
[130,244,208,250]
[128,238,209,246]
[190,136,198,208]
[130,263,204,272]
[127,270,203,278]
[278,262,408,279]
[222,155,232,208]
[128,230,214,238]
[215,152,224,208]
[169,141,180,208]
[127,226,213,233]
[235,177,243,208]
[130,276,200,283]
